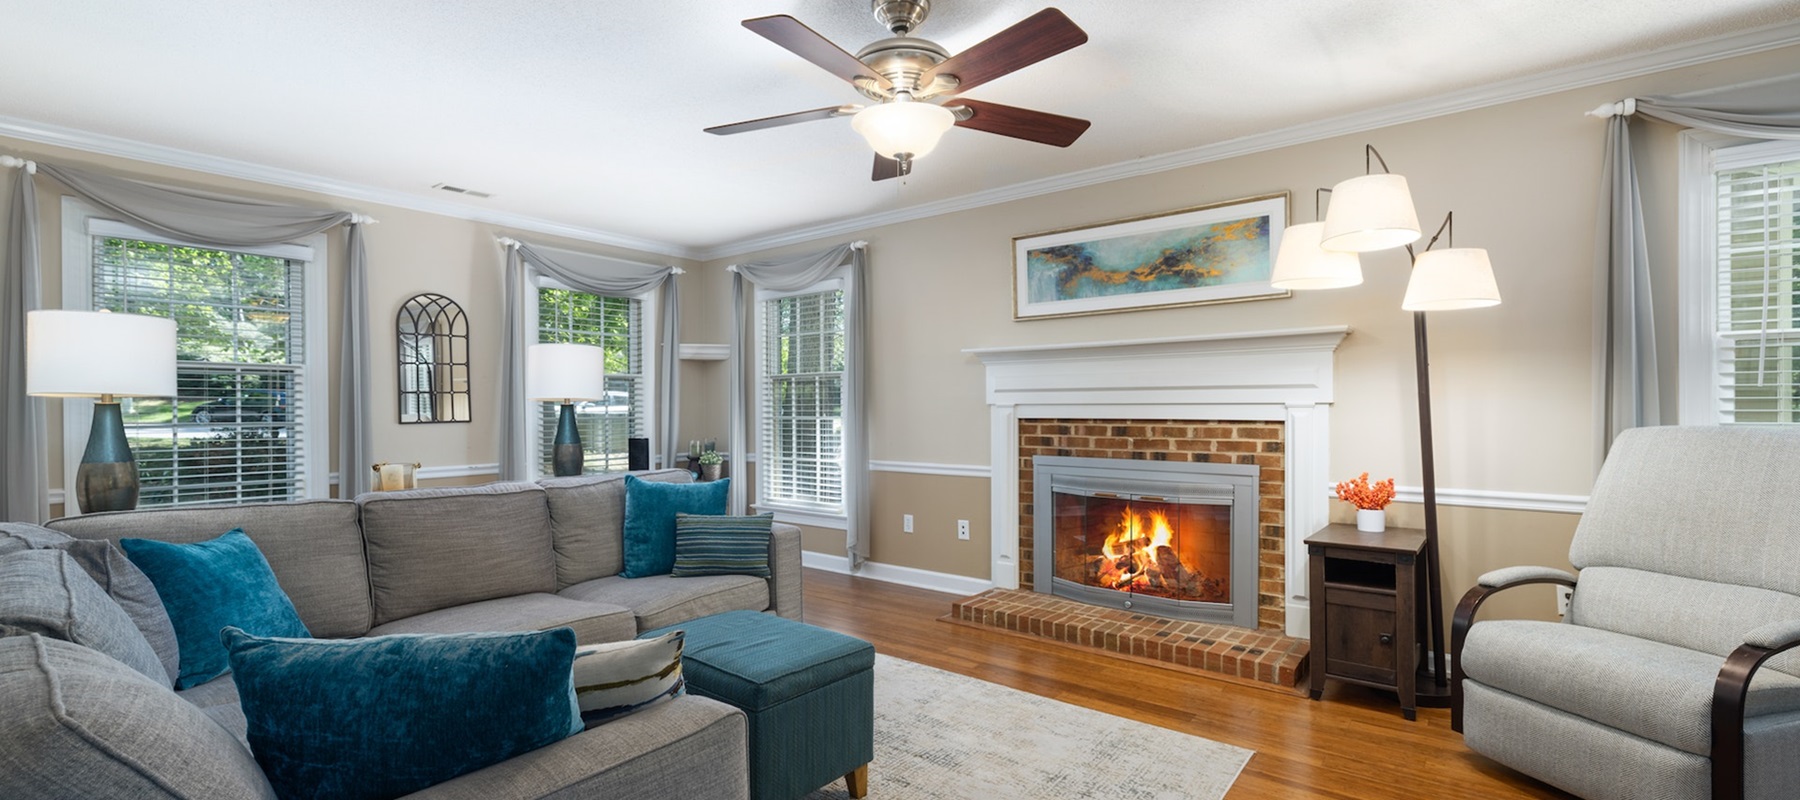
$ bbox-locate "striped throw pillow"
[573,630,685,727]
[670,513,774,578]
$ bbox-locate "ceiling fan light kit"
[708,0,1091,181]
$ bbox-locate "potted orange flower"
[1335,472,1397,532]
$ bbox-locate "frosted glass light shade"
[1270,222,1363,290]
[1403,248,1502,311]
[26,310,176,398]
[525,343,607,402]
[851,100,955,159]
[1321,173,1422,253]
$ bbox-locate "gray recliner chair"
[1452,426,1800,800]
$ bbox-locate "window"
[533,286,646,475]
[756,282,846,515]
[61,201,328,507]
[1680,137,1800,424]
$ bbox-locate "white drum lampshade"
[1321,173,1423,253]
[1402,248,1502,311]
[852,100,955,160]
[1271,222,1363,290]
[525,343,607,403]
[26,310,177,399]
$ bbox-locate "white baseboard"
[801,550,993,597]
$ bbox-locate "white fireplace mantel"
[965,325,1349,638]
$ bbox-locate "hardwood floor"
[801,568,1574,799]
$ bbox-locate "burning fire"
[1099,507,1175,591]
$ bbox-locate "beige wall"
[687,44,1800,624]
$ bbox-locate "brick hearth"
[949,589,1309,688]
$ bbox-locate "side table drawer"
[1324,585,1396,684]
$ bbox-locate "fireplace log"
[1152,545,1204,596]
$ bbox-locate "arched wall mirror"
[397,293,471,423]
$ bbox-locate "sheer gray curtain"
[1592,81,1800,454]
[0,160,371,516]
[498,239,682,482]
[728,242,870,569]
[1,159,45,522]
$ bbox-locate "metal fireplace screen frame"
[1032,456,1258,628]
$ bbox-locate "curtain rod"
[1586,98,1637,118]
[0,155,36,173]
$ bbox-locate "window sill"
[753,504,847,531]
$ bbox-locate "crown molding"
[694,18,1800,261]
[0,115,697,260]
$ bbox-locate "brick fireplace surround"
[1018,418,1288,630]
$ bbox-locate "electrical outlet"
[903,514,914,533]
[957,519,971,540]
[1557,586,1574,617]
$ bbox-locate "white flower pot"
[1356,508,1386,533]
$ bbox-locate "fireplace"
[1033,456,1258,628]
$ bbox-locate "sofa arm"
[1714,619,1800,800]
[405,694,747,799]
[767,523,804,621]
[1452,565,1578,732]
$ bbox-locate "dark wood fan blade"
[706,106,853,136]
[871,154,911,181]
[743,15,892,90]
[952,98,1090,147]
[921,8,1087,94]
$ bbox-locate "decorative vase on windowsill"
[1336,472,1397,534]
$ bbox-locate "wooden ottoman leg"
[846,764,869,798]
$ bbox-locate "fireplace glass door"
[1050,479,1232,605]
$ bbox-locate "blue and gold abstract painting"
[1013,194,1288,319]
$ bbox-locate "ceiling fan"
[705,0,1092,181]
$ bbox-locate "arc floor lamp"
[1272,145,1503,700]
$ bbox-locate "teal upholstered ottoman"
[642,610,874,799]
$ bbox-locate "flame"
[1098,507,1175,591]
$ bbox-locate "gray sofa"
[4,469,802,799]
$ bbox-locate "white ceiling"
[3,1,1798,257]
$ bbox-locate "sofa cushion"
[47,499,373,639]
[367,593,636,644]
[359,482,557,626]
[621,475,729,579]
[223,626,582,800]
[574,630,687,726]
[1461,619,1800,755]
[672,513,773,578]
[0,549,169,685]
[1,523,179,683]
[540,469,694,588]
[0,634,277,799]
[560,573,769,632]
[122,530,311,690]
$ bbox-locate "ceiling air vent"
[431,183,492,199]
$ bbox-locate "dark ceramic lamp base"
[552,402,583,477]
[76,401,139,514]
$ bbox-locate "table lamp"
[26,310,178,513]
[525,343,608,476]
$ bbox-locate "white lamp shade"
[1321,173,1422,253]
[1270,222,1363,290]
[26,310,177,398]
[851,100,955,160]
[1402,248,1502,311]
[525,343,607,402]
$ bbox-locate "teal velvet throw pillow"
[223,626,583,800]
[670,513,774,578]
[621,475,730,578]
[120,529,309,689]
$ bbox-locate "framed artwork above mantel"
[1013,192,1290,320]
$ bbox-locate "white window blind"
[757,287,846,512]
[535,288,645,475]
[1713,155,1800,423]
[91,235,312,506]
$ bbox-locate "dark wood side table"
[1306,524,1429,720]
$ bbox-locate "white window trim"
[753,273,850,524]
[520,271,660,477]
[1676,132,1800,425]
[58,196,331,512]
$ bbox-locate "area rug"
[802,655,1252,800]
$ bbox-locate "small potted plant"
[1335,472,1396,532]
[697,450,723,482]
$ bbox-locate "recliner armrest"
[1715,618,1800,800]
[1477,565,1577,589]
[1742,619,1800,651]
